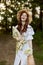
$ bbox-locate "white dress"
[12,24,35,65]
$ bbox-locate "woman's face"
[21,13,27,25]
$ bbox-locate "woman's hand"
[17,35,24,41]
[27,55,35,65]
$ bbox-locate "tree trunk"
[39,7,43,31]
[32,7,36,21]
[42,10,43,31]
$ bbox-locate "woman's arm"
[27,40,33,55]
[27,54,35,65]
[27,40,35,65]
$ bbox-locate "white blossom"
[9,26,11,28]
[12,15,14,18]
[0,15,4,21]
[35,6,40,14]
[35,14,39,18]
[17,1,20,5]
[0,21,1,23]
[7,17,12,22]
[11,4,15,7]
[29,3,32,7]
[6,0,11,6]
[21,1,24,3]
[1,12,5,14]
[8,9,13,13]
[25,2,29,5]
[0,3,6,10]
[27,0,30,2]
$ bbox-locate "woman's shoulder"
[28,24,33,29]
[27,24,34,31]
[27,24,35,35]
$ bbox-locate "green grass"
[0,61,6,65]
[33,31,43,65]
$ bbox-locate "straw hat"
[17,9,32,24]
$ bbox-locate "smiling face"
[21,13,27,22]
[21,13,27,25]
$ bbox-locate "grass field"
[33,31,43,65]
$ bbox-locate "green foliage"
[33,31,43,65]
[34,31,43,45]
[31,18,40,31]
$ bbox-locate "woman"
[13,9,35,65]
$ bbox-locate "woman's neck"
[22,21,25,26]
[21,25,24,30]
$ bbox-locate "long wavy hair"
[17,11,29,34]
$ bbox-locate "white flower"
[0,15,4,21]
[0,3,6,10]
[7,17,12,22]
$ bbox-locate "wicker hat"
[17,9,32,24]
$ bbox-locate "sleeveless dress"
[12,24,35,65]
